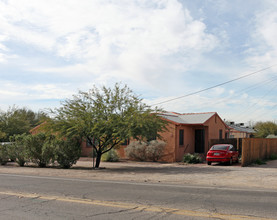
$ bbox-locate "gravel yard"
[1,158,277,190]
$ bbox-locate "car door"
[229,145,238,161]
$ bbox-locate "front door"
[195,129,205,153]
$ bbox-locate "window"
[147,135,157,142]
[179,129,184,146]
[121,139,129,146]
[211,145,228,150]
[219,129,223,139]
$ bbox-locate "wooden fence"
[241,138,277,166]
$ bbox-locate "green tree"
[49,83,167,168]
[0,106,48,141]
[254,121,277,138]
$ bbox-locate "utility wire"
[150,64,277,106]
[193,75,277,111]
[234,81,277,122]
[253,102,277,121]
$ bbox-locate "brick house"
[31,112,228,162]
[118,112,228,162]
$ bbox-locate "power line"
[193,75,277,111]
[150,64,277,106]
[234,80,277,122]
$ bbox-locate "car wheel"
[229,158,233,165]
[207,161,211,165]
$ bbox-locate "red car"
[206,144,239,165]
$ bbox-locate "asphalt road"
[0,173,276,220]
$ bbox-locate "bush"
[255,158,266,165]
[145,140,166,162]
[0,144,9,165]
[54,137,81,169]
[183,153,202,164]
[8,134,28,167]
[269,153,277,160]
[102,149,119,162]
[125,141,147,161]
[24,133,55,167]
[125,140,166,161]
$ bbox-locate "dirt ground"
[1,158,277,190]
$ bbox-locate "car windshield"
[211,145,229,150]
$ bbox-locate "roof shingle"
[159,112,216,125]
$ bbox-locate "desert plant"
[125,141,147,161]
[54,137,81,169]
[145,140,166,161]
[125,140,166,162]
[102,149,119,162]
[48,83,167,168]
[8,134,28,167]
[183,153,202,164]
[24,133,55,167]
[0,144,9,165]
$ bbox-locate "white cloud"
[246,0,277,70]
[0,80,73,102]
[0,0,275,122]
[0,0,218,85]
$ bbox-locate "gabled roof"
[159,112,217,125]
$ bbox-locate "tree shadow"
[91,164,233,175]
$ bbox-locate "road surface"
[0,173,276,219]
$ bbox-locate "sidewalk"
[1,158,277,190]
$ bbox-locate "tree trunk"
[95,153,102,168]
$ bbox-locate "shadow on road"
[70,162,235,175]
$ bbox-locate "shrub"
[24,133,55,167]
[269,153,277,160]
[125,141,147,161]
[8,134,28,167]
[102,149,119,162]
[54,137,81,169]
[145,140,166,162]
[125,140,166,162]
[183,153,202,164]
[0,144,9,165]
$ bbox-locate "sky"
[0,0,277,124]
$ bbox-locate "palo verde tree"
[49,83,167,168]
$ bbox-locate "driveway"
[1,158,277,190]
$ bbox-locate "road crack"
[86,206,139,218]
